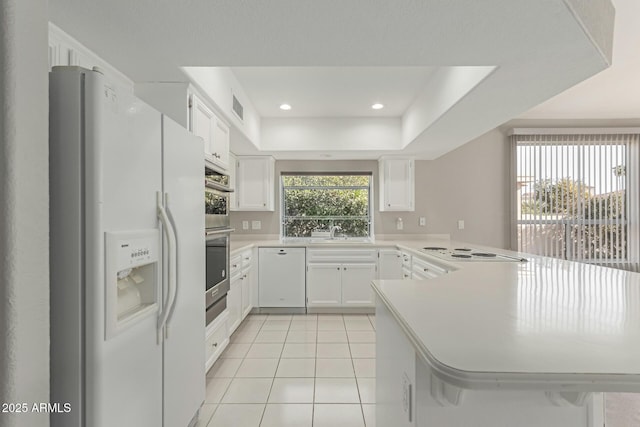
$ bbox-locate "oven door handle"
[156,191,177,344]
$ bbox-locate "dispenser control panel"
[116,234,158,269]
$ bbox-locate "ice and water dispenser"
[105,230,160,339]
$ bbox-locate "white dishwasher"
[258,248,306,308]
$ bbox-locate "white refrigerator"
[49,66,205,427]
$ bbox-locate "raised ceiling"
[230,67,436,118]
[50,0,615,159]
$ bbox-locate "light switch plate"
[242,221,249,230]
[419,217,426,226]
[458,220,465,230]
[251,220,261,230]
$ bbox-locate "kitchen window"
[510,130,640,270]
[281,173,372,239]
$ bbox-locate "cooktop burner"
[418,246,526,262]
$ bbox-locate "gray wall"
[230,127,512,249]
[0,0,50,426]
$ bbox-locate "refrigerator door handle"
[157,191,177,343]
[164,192,180,332]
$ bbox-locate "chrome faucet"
[329,225,342,239]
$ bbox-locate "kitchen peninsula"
[373,248,640,427]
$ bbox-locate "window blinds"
[511,131,639,271]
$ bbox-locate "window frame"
[279,172,374,240]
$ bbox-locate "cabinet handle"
[424,268,429,272]
[337,267,340,270]
[232,264,238,268]
[388,203,391,207]
[263,203,266,207]
[212,342,218,348]
[343,267,347,271]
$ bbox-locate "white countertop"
[230,236,640,391]
[372,243,640,392]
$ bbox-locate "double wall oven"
[205,166,233,326]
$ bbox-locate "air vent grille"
[232,94,244,121]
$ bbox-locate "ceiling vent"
[232,94,244,121]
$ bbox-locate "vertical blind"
[511,132,640,270]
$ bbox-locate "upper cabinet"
[235,156,275,211]
[379,158,415,211]
[190,94,230,170]
[135,83,231,171]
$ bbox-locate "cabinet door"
[236,157,274,211]
[229,153,238,211]
[379,250,403,280]
[241,268,252,318]
[341,263,377,307]
[211,117,230,170]
[380,158,414,211]
[190,94,215,160]
[306,263,342,307]
[227,277,242,334]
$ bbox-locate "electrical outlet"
[251,220,261,230]
[419,217,426,226]
[458,220,465,230]
[396,218,403,230]
[242,221,249,230]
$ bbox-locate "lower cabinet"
[241,265,252,318]
[205,310,229,372]
[307,262,376,308]
[227,274,243,333]
[307,264,342,307]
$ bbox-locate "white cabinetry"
[341,263,377,306]
[229,152,238,211]
[379,249,403,279]
[205,311,229,372]
[306,249,377,309]
[379,158,415,211]
[227,250,254,335]
[134,83,230,170]
[401,251,412,279]
[240,250,253,317]
[411,256,448,280]
[235,156,275,211]
[190,94,230,170]
[306,264,342,307]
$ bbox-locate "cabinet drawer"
[401,251,412,268]
[412,256,448,277]
[205,312,229,370]
[230,254,242,275]
[241,250,253,266]
[307,248,377,263]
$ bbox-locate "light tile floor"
[199,313,376,427]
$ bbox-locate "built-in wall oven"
[204,166,233,326]
[205,228,231,325]
[205,166,231,229]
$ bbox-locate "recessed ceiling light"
[371,103,384,110]
[280,103,292,111]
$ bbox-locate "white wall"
[260,118,402,152]
[230,127,513,249]
[0,0,50,425]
